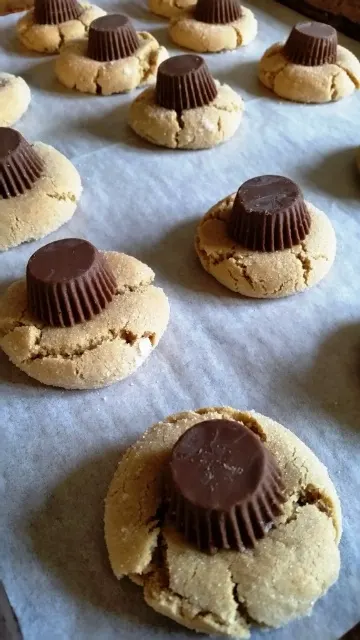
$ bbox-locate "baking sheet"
[1,1,360,638]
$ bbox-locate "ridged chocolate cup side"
[0,128,44,199]
[26,239,117,327]
[156,55,218,112]
[228,175,311,252]
[166,419,285,554]
[194,0,243,25]
[283,21,338,66]
[87,15,140,62]
[34,0,82,25]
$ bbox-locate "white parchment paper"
[1,1,360,638]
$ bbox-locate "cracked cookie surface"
[0,252,170,389]
[16,3,105,54]
[0,72,31,126]
[195,194,336,298]
[0,142,82,251]
[259,42,360,103]
[169,6,257,53]
[129,80,244,149]
[55,32,168,95]
[149,0,195,19]
[105,406,341,638]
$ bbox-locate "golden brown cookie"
[169,1,257,53]
[105,407,341,638]
[0,240,170,389]
[17,0,106,54]
[129,54,244,149]
[55,15,168,95]
[195,176,336,298]
[0,128,82,251]
[259,22,360,103]
[0,73,31,127]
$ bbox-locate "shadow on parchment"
[300,147,360,201]
[135,217,272,308]
[277,323,360,432]
[26,447,187,635]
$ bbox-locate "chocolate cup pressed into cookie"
[26,238,117,327]
[194,0,243,25]
[0,128,44,199]
[155,54,218,111]
[166,419,285,553]
[283,22,337,66]
[87,14,140,62]
[34,0,82,25]
[195,175,336,298]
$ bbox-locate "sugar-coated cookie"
[0,128,82,251]
[259,22,360,103]
[130,54,244,150]
[105,406,341,638]
[0,0,32,15]
[149,0,195,20]
[17,0,106,54]
[0,239,170,389]
[169,0,257,53]
[55,15,168,95]
[195,175,336,298]
[0,73,31,127]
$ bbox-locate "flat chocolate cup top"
[27,238,97,284]
[167,419,285,552]
[194,0,243,25]
[236,175,302,216]
[159,53,203,77]
[284,21,338,66]
[27,239,117,327]
[156,54,218,112]
[170,420,265,511]
[228,175,311,252]
[87,14,140,61]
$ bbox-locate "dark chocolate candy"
[283,21,337,66]
[228,175,311,252]
[26,239,117,327]
[34,0,82,25]
[166,419,285,553]
[156,54,218,112]
[87,14,139,62]
[194,0,243,25]
[0,128,44,199]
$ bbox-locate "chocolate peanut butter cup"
[283,22,337,66]
[156,55,217,112]
[194,0,243,25]
[228,175,311,252]
[87,15,140,62]
[27,239,117,327]
[34,0,82,25]
[0,128,44,199]
[166,419,285,553]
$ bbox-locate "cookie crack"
[45,191,77,202]
[294,242,312,286]
[22,327,155,363]
[335,63,360,89]
[232,26,243,48]
[228,570,259,628]
[174,111,185,148]
[284,484,335,526]
[330,71,341,100]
